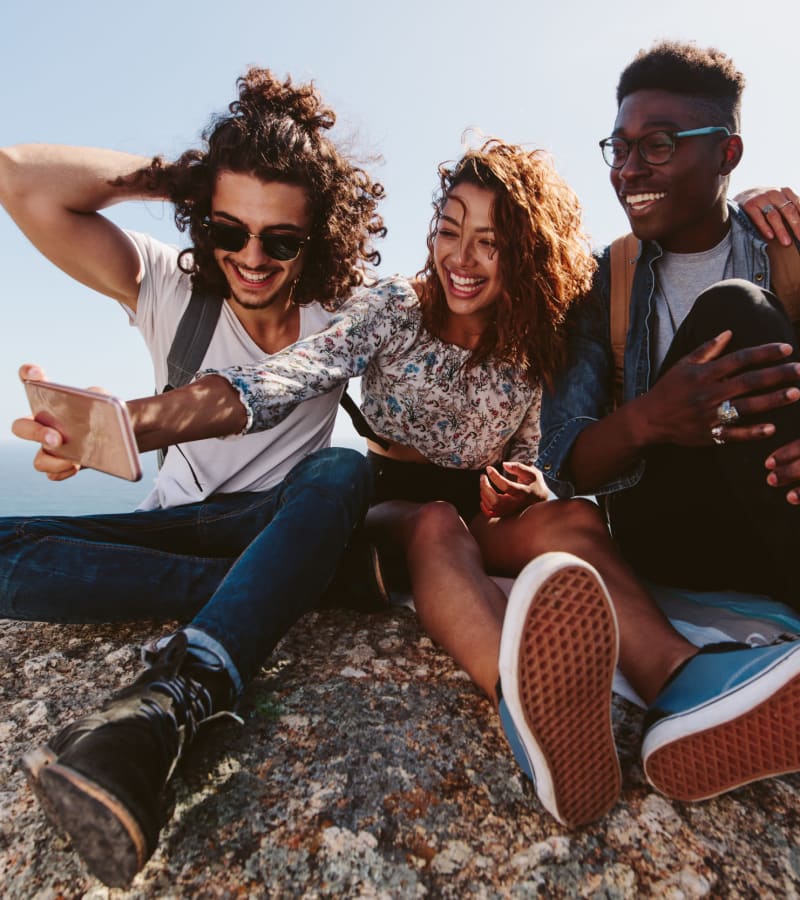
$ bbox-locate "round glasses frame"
[598,126,732,169]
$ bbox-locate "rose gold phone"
[23,379,142,482]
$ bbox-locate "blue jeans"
[0,447,372,693]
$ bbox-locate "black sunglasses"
[202,218,309,261]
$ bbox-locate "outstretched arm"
[127,375,248,451]
[13,279,414,474]
[0,144,157,308]
[12,364,247,478]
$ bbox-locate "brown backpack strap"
[609,233,640,407]
[767,240,800,325]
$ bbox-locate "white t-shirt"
[124,231,341,510]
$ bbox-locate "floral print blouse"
[211,276,542,470]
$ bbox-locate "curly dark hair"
[417,139,596,386]
[116,67,386,308]
[617,40,746,131]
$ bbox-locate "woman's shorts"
[367,451,485,522]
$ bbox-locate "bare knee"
[556,498,607,533]
[405,501,467,555]
[523,498,610,555]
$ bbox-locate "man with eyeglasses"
[536,40,800,805]
[541,38,800,602]
[0,67,386,886]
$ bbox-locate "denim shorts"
[367,451,485,522]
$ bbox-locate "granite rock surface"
[1,609,799,898]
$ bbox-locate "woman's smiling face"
[433,181,502,329]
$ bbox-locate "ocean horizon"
[0,440,161,516]
[0,436,365,517]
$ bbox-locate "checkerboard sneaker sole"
[21,745,148,887]
[643,643,800,802]
[498,552,621,827]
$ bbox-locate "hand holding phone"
[23,379,142,482]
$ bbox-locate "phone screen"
[24,380,142,482]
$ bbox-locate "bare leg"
[367,500,507,702]
[471,499,696,705]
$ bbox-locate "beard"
[227,290,283,311]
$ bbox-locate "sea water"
[0,431,366,517]
[0,440,161,516]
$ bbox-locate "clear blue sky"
[1,0,797,450]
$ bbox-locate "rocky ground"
[2,608,799,898]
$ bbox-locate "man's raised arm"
[0,144,154,308]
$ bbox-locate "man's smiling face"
[609,88,739,253]
[210,170,312,311]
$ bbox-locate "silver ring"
[779,199,794,209]
[711,424,725,445]
[761,204,776,215]
[716,399,740,424]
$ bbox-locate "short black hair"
[616,40,746,131]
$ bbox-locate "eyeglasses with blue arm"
[599,127,732,169]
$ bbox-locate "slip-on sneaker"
[643,639,800,801]
[498,552,621,827]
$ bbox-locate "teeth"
[450,273,483,288]
[626,192,666,205]
[235,265,271,284]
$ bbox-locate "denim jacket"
[537,202,774,498]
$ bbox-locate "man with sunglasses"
[0,68,386,886]
[534,40,800,806]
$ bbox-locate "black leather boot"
[20,631,238,887]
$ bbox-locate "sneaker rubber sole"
[643,646,800,801]
[21,744,147,887]
[498,552,621,827]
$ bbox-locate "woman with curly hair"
[2,66,387,886]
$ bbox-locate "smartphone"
[23,379,142,482]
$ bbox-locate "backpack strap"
[165,287,224,391]
[157,287,223,466]
[338,389,390,450]
[609,233,640,407]
[767,240,800,325]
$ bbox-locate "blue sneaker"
[498,552,621,827]
[643,640,800,801]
